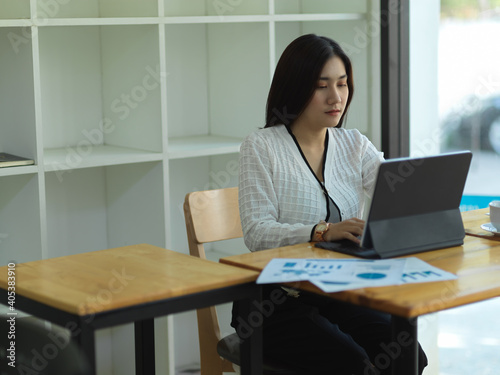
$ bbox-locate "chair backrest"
[183,187,243,375]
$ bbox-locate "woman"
[234,34,428,374]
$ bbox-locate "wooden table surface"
[221,208,500,318]
[0,244,259,316]
[463,207,500,241]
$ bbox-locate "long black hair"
[265,34,354,128]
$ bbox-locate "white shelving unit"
[0,0,381,373]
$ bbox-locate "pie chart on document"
[356,273,387,280]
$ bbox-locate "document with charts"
[257,257,457,293]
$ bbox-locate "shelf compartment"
[0,0,30,19]
[38,25,162,153]
[0,174,42,265]
[34,0,158,19]
[45,162,165,258]
[0,27,37,162]
[167,135,241,159]
[164,0,268,17]
[43,145,163,172]
[207,22,270,138]
[165,22,269,142]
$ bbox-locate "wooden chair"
[183,187,298,375]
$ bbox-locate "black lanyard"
[285,126,342,222]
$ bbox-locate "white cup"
[490,201,500,231]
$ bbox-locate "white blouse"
[238,124,384,251]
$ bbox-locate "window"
[411,1,500,374]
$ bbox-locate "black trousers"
[232,285,428,375]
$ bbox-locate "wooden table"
[0,244,262,375]
[220,208,500,375]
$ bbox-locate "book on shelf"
[0,152,35,168]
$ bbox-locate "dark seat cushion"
[217,333,300,375]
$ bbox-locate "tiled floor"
[438,296,500,375]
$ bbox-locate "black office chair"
[0,315,91,375]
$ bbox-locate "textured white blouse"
[238,124,384,251]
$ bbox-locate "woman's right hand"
[324,218,365,244]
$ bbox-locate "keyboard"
[314,240,379,259]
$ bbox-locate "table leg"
[77,323,96,375]
[391,316,418,375]
[238,287,263,375]
[135,319,156,375]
